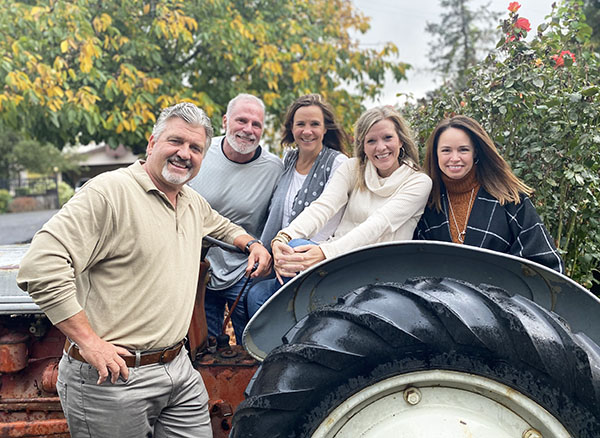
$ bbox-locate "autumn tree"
[0,0,407,153]
[426,0,500,89]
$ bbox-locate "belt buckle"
[158,344,173,364]
[158,340,182,364]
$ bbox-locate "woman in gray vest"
[247,94,350,316]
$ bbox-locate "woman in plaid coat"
[414,115,564,273]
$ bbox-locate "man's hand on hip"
[57,310,131,384]
[77,337,132,384]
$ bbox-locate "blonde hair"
[424,115,532,211]
[354,106,421,190]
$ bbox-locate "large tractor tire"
[232,277,600,437]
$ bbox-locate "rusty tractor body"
[2,241,600,437]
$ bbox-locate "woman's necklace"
[447,188,475,243]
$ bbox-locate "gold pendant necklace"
[447,188,475,243]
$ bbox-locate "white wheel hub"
[312,370,570,438]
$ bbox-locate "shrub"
[31,178,56,195]
[58,181,74,207]
[9,197,38,213]
[14,186,30,196]
[403,0,600,288]
[0,189,11,213]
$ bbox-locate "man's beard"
[161,155,193,185]
[226,130,259,155]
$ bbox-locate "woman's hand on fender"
[274,242,325,284]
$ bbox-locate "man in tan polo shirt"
[17,102,271,438]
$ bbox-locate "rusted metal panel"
[0,324,67,437]
[0,332,29,373]
[197,345,258,437]
[0,418,69,437]
[188,261,210,357]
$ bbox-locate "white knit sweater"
[281,157,432,259]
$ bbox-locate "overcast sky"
[353,0,556,103]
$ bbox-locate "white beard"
[161,157,192,185]
[226,130,259,155]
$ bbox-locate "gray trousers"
[56,347,212,438]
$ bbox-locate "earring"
[398,147,405,159]
[475,158,480,164]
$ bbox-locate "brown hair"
[280,94,349,155]
[424,115,532,211]
[354,106,421,190]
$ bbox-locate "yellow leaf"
[93,17,102,33]
[143,4,150,14]
[291,63,309,84]
[60,41,69,53]
[290,44,303,55]
[80,56,92,73]
[263,92,279,106]
[101,13,113,30]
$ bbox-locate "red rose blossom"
[551,50,576,68]
[508,2,521,12]
[515,17,531,32]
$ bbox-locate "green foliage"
[0,129,79,180]
[426,0,501,89]
[404,0,600,288]
[58,181,74,206]
[583,0,600,48]
[11,139,78,175]
[0,189,11,213]
[0,0,408,153]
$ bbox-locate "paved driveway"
[0,209,59,244]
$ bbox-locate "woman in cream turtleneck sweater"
[266,106,432,287]
[415,115,564,273]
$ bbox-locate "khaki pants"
[56,346,212,438]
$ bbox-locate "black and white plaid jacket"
[414,188,565,273]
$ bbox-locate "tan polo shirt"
[17,161,245,350]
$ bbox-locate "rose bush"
[404,0,600,289]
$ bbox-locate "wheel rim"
[312,370,570,438]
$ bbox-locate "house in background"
[64,142,140,188]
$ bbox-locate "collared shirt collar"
[129,160,190,207]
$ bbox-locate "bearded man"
[17,102,271,437]
[188,94,283,343]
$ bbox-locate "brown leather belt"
[64,339,184,367]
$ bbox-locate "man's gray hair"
[152,102,214,147]
[225,94,265,119]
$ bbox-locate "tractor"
[1,240,599,437]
